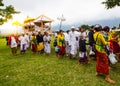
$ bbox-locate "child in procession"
[78,34,89,64]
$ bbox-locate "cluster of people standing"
[7,31,51,55]
[7,24,120,84]
[54,25,120,84]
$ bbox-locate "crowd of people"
[7,24,120,84]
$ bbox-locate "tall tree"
[80,24,90,30]
[0,0,20,25]
[102,0,120,9]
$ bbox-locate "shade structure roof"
[34,14,54,24]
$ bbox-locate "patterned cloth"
[32,44,37,52]
[37,43,44,51]
[57,34,65,47]
[31,35,37,52]
[58,46,65,55]
[96,51,109,75]
[109,40,120,54]
[94,32,109,75]
[94,32,109,53]
[57,34,65,55]
[108,30,120,54]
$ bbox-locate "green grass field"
[0,38,120,86]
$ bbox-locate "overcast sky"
[2,0,120,26]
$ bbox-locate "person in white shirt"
[64,30,71,56]
[69,26,78,59]
[25,33,30,49]
[79,28,87,40]
[43,32,51,55]
[75,30,80,50]
[8,34,18,55]
[19,33,28,54]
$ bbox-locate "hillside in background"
[52,18,120,31]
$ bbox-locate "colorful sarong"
[96,51,109,75]
[109,40,120,54]
[37,43,44,51]
[58,46,65,56]
[79,52,88,63]
[32,44,37,52]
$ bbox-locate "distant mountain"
[52,18,120,31]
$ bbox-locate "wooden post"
[49,22,52,34]
[40,21,44,34]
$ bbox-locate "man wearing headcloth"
[69,26,78,59]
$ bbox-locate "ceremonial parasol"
[23,16,35,31]
[12,21,22,26]
[24,16,35,24]
[12,21,22,34]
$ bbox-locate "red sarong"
[96,51,109,75]
[58,46,65,56]
[109,40,120,54]
[32,44,37,52]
